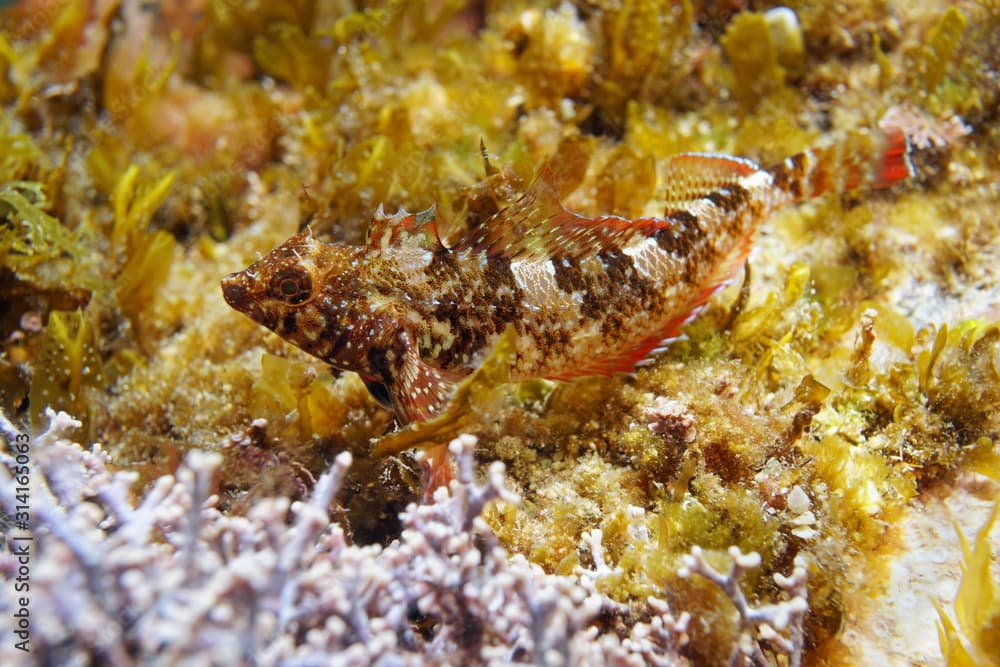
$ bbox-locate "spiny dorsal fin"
[660,153,760,206]
[456,170,567,259]
[457,169,657,261]
[366,203,442,252]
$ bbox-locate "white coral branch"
[0,414,691,666]
[680,546,809,667]
[276,450,353,630]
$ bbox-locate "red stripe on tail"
[871,127,915,189]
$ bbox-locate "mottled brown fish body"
[222,130,912,423]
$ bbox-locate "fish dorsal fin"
[457,169,648,261]
[660,153,760,206]
[366,204,442,252]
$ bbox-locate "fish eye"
[269,270,313,304]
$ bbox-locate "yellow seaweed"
[936,500,1000,667]
[0,180,79,275]
[2,1,1000,662]
[720,11,786,110]
[109,165,176,329]
[28,308,104,434]
[922,7,968,96]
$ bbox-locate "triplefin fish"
[221,130,913,427]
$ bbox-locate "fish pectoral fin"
[379,336,460,424]
[372,326,519,458]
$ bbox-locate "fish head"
[221,232,368,369]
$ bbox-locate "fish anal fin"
[367,203,442,252]
[546,309,702,380]
[546,238,752,380]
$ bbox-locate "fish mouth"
[220,273,250,311]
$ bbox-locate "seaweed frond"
[28,308,103,434]
[109,164,176,331]
[0,180,80,280]
[720,11,787,112]
[920,7,967,97]
[936,499,1000,667]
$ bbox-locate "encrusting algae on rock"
[1,1,999,665]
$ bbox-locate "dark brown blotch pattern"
[418,251,524,368]
[280,311,298,337]
[552,255,589,294]
[768,153,807,200]
[654,210,702,256]
[704,183,749,212]
[587,250,660,335]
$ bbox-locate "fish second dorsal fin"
[660,153,761,206]
[366,204,442,252]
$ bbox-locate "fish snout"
[221,273,250,311]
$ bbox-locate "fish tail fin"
[766,128,914,202]
[869,127,916,189]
